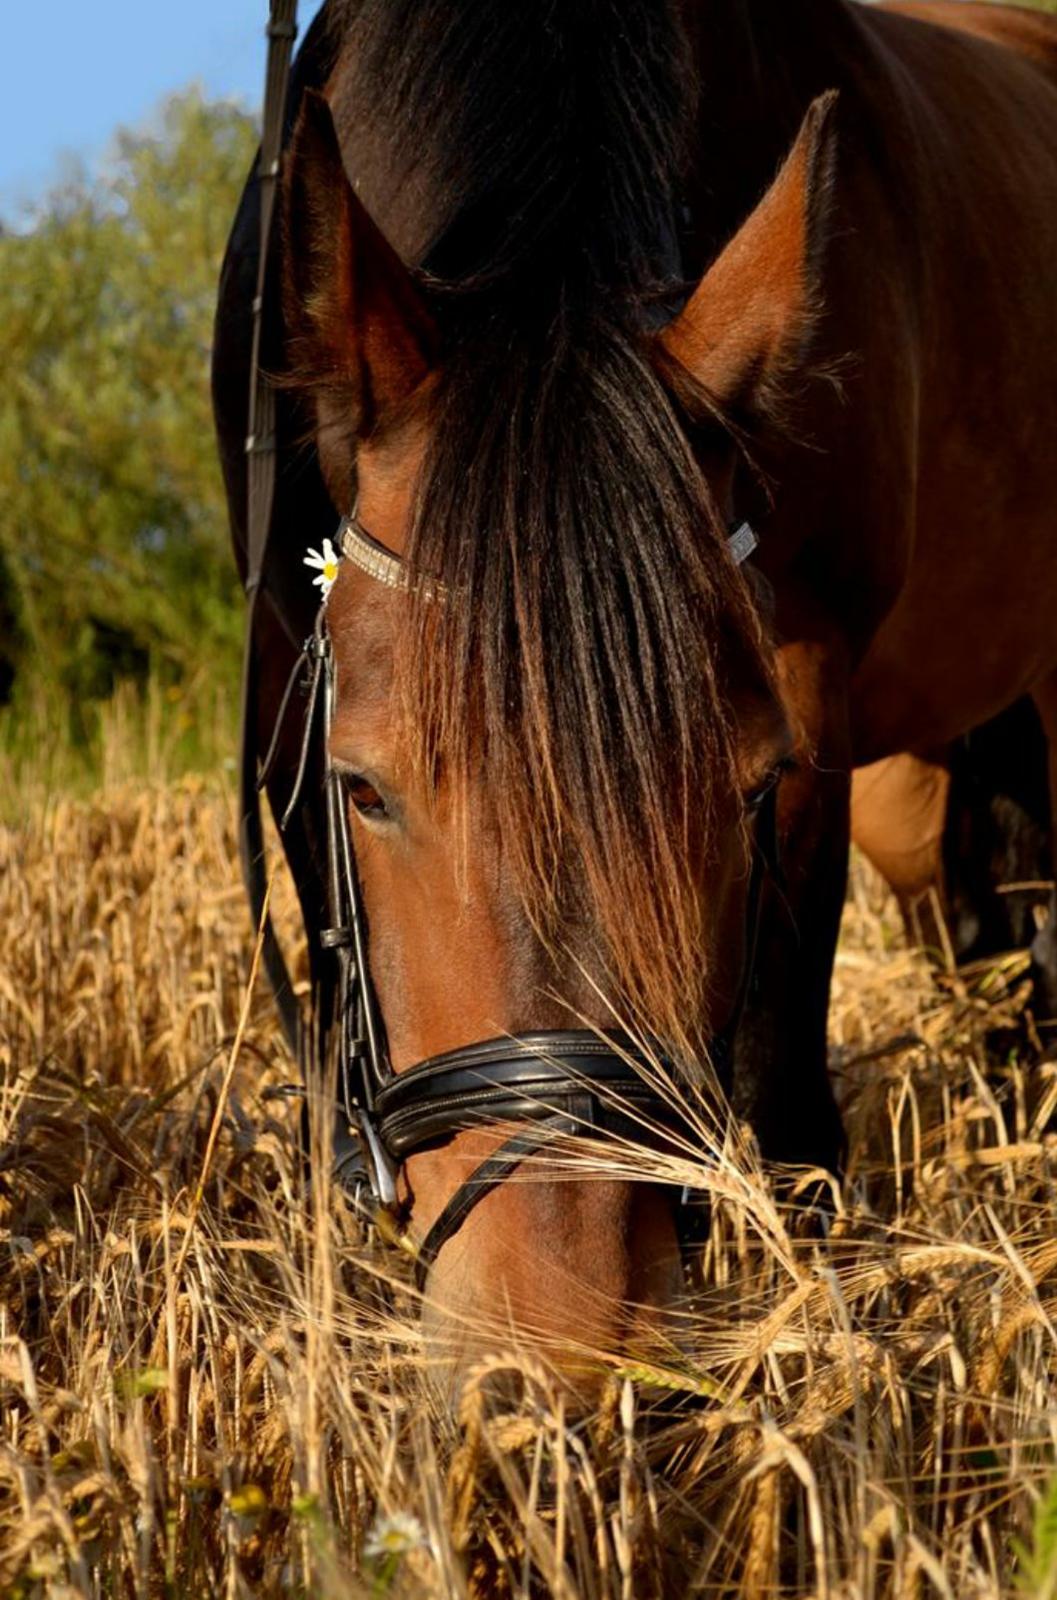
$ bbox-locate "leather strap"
[376,1032,680,1159]
[239,620,302,1052]
[245,0,299,597]
[412,1118,575,1293]
[238,0,300,1056]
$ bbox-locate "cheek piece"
[256,510,778,1294]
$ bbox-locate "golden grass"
[3,780,1057,1597]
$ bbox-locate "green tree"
[0,90,256,738]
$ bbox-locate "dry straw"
[2,780,1057,1596]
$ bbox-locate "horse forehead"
[328,563,399,713]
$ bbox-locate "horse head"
[280,85,837,1396]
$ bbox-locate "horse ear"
[661,92,838,411]
[283,89,438,435]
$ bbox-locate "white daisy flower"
[304,536,340,600]
[363,1509,426,1560]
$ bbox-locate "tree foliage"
[0,90,256,727]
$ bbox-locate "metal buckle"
[332,1131,412,1254]
[354,1112,401,1209]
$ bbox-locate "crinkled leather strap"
[375,1032,681,1160]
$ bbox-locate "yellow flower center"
[323,560,338,583]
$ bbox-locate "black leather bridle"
[256,511,776,1292]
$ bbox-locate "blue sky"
[0,2,321,219]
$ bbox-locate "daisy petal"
[306,534,343,602]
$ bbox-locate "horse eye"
[344,773,390,820]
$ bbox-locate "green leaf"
[113,1366,169,1401]
[1016,1470,1057,1598]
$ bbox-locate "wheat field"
[2,778,1057,1598]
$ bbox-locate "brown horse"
[215,0,1057,1388]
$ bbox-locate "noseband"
[259,511,776,1292]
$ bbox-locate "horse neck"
[326,0,865,281]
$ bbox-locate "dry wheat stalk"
[1,784,1055,1596]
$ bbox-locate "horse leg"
[851,703,1052,972]
[851,751,952,957]
[943,700,1053,969]
[730,637,849,1173]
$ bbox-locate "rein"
[239,0,303,1061]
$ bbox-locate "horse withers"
[215,0,1057,1392]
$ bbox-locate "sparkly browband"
[339,514,410,590]
[338,511,758,596]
